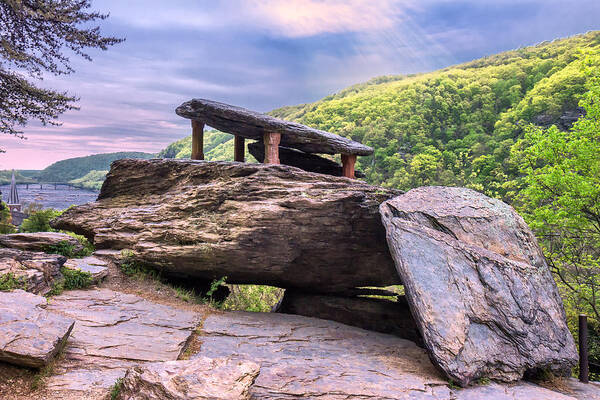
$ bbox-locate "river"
[0,184,99,210]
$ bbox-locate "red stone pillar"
[263,132,281,164]
[341,154,357,179]
[234,135,245,162]
[191,120,205,160]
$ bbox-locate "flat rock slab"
[194,311,448,399]
[0,248,65,295]
[0,290,74,368]
[194,311,595,400]
[176,98,373,155]
[0,232,83,254]
[52,159,401,293]
[44,289,199,392]
[63,256,108,283]
[118,357,260,400]
[380,187,577,386]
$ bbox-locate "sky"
[1,0,600,170]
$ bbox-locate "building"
[5,171,27,226]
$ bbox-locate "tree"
[0,0,122,143]
[512,52,600,320]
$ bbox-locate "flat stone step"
[63,257,109,283]
[44,289,200,393]
[0,290,74,368]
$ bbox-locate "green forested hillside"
[161,32,600,200]
[37,152,155,183]
[269,32,599,198]
[0,170,37,185]
[159,130,257,162]
[69,170,108,191]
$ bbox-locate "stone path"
[44,289,199,394]
[0,290,74,368]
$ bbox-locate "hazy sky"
[2,0,599,169]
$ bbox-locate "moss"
[0,273,26,291]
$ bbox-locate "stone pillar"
[234,135,245,162]
[191,120,205,160]
[263,132,281,165]
[341,154,357,179]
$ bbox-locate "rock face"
[45,289,199,392]
[247,141,365,178]
[380,186,578,386]
[0,248,65,295]
[277,290,422,344]
[52,159,401,293]
[0,232,84,254]
[0,290,74,368]
[176,98,373,155]
[118,357,260,400]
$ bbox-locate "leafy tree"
[0,0,122,143]
[0,201,16,233]
[512,53,600,320]
[20,208,63,233]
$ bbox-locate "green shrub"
[109,377,124,400]
[61,267,93,290]
[20,209,63,233]
[0,273,26,291]
[44,238,94,258]
[222,285,284,312]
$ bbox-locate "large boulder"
[118,358,260,400]
[0,248,65,295]
[0,232,84,255]
[380,186,578,386]
[51,159,401,293]
[0,290,74,368]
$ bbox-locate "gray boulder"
[51,159,401,293]
[380,186,578,386]
[0,290,74,368]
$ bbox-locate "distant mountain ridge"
[36,152,155,183]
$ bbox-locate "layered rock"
[0,248,65,295]
[0,232,83,254]
[247,141,365,178]
[0,290,74,368]
[118,357,260,400]
[380,186,578,386]
[45,289,199,392]
[277,290,421,344]
[52,159,401,293]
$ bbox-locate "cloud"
[244,0,411,37]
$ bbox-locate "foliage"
[37,152,154,183]
[158,130,258,162]
[221,285,284,312]
[60,267,93,290]
[0,0,122,145]
[109,378,124,400]
[69,169,107,190]
[0,273,26,291]
[265,32,600,199]
[512,53,600,321]
[19,208,63,233]
[0,201,16,233]
[119,251,160,280]
[44,239,91,258]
